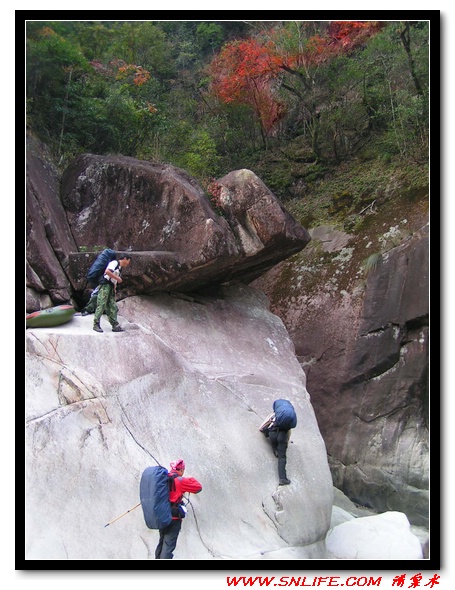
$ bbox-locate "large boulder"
[61,154,310,297]
[26,284,333,560]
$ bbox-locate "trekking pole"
[104,502,141,527]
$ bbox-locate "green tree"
[26,22,159,161]
[108,22,176,81]
[196,22,224,55]
[26,24,91,155]
[356,21,429,162]
[176,126,221,181]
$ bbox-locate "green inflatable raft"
[26,305,76,328]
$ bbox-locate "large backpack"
[86,248,117,287]
[140,466,179,529]
[273,399,297,430]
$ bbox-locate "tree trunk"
[400,22,425,98]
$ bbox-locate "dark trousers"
[268,429,288,480]
[155,519,182,559]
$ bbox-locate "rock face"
[26,284,333,560]
[26,136,310,311]
[253,221,429,527]
[26,135,80,311]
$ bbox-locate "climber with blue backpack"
[260,399,297,486]
[106,458,202,560]
[144,459,202,559]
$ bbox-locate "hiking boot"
[93,322,103,333]
[279,478,291,486]
[112,323,124,332]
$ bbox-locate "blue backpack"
[86,248,116,287]
[140,466,179,529]
[273,399,297,430]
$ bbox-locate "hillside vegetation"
[26,19,429,232]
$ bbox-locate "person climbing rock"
[260,399,297,486]
[155,459,202,559]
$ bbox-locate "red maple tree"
[209,38,284,139]
[209,22,383,137]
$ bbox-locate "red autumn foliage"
[209,22,384,134]
[210,39,282,103]
[328,21,379,43]
[206,178,223,210]
[209,38,284,133]
[281,21,384,70]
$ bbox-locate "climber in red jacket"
[155,459,202,559]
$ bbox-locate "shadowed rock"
[26,135,80,310]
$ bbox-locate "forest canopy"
[26,19,429,189]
